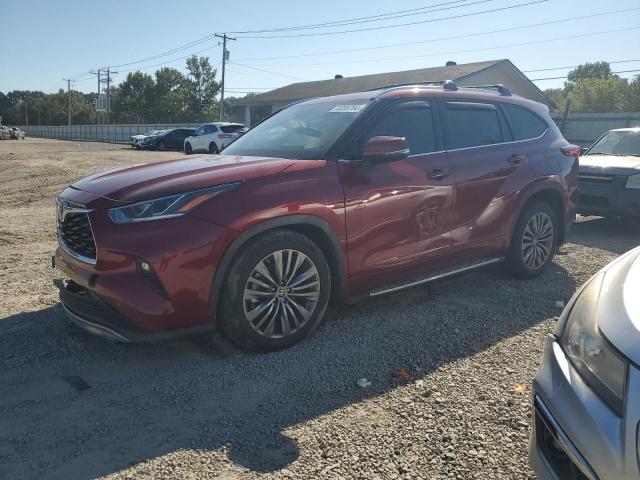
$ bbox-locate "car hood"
[71,154,296,202]
[579,154,640,175]
[597,246,640,365]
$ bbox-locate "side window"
[194,126,205,136]
[365,104,437,155]
[444,102,503,149]
[204,125,218,135]
[501,104,548,141]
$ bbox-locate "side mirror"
[581,147,589,155]
[362,136,410,163]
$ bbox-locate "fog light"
[137,258,169,299]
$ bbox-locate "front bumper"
[529,337,640,480]
[56,279,214,342]
[578,177,640,217]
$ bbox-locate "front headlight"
[626,173,640,189]
[107,182,241,224]
[560,272,628,416]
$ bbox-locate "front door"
[340,100,455,287]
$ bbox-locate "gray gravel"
[1,139,639,480]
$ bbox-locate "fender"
[510,177,567,243]
[208,214,346,320]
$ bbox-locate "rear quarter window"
[220,125,246,133]
[501,104,548,140]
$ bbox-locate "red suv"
[54,82,579,351]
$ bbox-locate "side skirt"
[368,256,505,298]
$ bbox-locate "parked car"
[53,82,579,351]
[9,127,25,140]
[184,122,247,154]
[577,127,640,220]
[0,126,11,140]
[130,129,164,149]
[529,245,640,480]
[138,128,195,151]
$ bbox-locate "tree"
[184,55,220,121]
[566,62,612,85]
[153,67,189,122]
[567,76,629,113]
[112,72,155,123]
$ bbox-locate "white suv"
[184,122,247,154]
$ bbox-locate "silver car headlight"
[107,182,241,224]
[626,173,640,189]
[559,272,628,416]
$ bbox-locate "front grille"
[59,212,96,260]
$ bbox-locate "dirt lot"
[1,138,638,480]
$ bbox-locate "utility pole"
[106,67,111,119]
[215,33,236,121]
[63,78,74,126]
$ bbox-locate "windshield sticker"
[329,104,366,113]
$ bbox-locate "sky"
[1,0,639,96]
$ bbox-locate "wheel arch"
[209,215,346,323]
[512,182,567,245]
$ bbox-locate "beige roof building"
[229,59,550,127]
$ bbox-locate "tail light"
[561,145,581,157]
[218,134,233,139]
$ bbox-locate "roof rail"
[369,81,446,92]
[463,84,511,96]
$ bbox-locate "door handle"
[508,154,527,164]
[428,168,450,180]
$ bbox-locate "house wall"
[456,63,550,106]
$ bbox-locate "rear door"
[439,100,531,257]
[341,99,455,285]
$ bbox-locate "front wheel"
[219,230,331,351]
[157,141,166,151]
[508,201,557,279]
[184,142,193,155]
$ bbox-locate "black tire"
[219,229,331,351]
[157,141,166,151]
[185,142,193,155]
[507,201,557,279]
[208,142,219,154]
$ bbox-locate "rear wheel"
[184,142,193,155]
[219,230,331,351]
[208,142,219,154]
[508,201,557,279]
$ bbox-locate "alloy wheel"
[521,212,554,270]
[242,249,321,339]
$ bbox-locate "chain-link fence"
[550,112,640,146]
[19,123,203,144]
[17,112,640,147]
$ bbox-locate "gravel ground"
[1,138,638,480]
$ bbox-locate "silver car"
[529,245,640,479]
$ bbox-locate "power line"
[229,0,493,34]
[530,69,640,81]
[234,7,640,62]
[118,44,220,74]
[522,59,640,73]
[240,26,640,67]
[236,0,549,38]
[107,34,217,68]
[228,62,308,81]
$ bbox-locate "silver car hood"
[580,154,640,175]
[597,246,640,365]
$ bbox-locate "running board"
[369,256,504,297]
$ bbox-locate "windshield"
[587,130,640,156]
[222,99,371,159]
